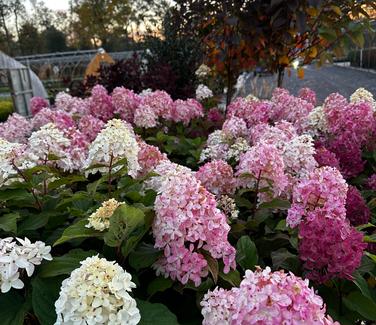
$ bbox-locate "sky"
[29,0,70,11]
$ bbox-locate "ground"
[283,64,376,103]
[241,64,376,103]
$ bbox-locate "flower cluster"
[78,114,105,142]
[226,97,270,127]
[85,119,140,178]
[86,199,125,231]
[195,160,236,195]
[0,139,35,185]
[201,267,338,324]
[350,87,376,111]
[54,92,90,116]
[0,237,52,293]
[287,167,348,228]
[217,195,239,220]
[151,161,236,286]
[222,117,248,138]
[137,141,167,177]
[28,123,71,170]
[298,87,317,106]
[87,85,114,121]
[270,88,314,132]
[196,84,213,101]
[30,96,49,115]
[298,213,366,283]
[55,256,140,325]
[314,146,340,169]
[200,130,250,163]
[236,142,288,203]
[195,64,211,79]
[345,185,370,226]
[367,174,376,191]
[112,87,141,122]
[0,113,32,144]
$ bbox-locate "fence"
[348,47,376,70]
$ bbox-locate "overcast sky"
[28,0,70,11]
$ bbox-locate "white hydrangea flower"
[85,119,140,178]
[217,195,239,220]
[139,88,153,97]
[196,84,213,101]
[227,138,250,162]
[245,94,259,102]
[306,106,328,135]
[200,130,229,162]
[55,256,140,325]
[28,123,71,170]
[0,138,36,185]
[195,64,211,79]
[133,105,158,128]
[0,237,52,293]
[144,160,193,193]
[282,134,317,179]
[86,199,125,231]
[350,87,376,112]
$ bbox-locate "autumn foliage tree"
[173,0,376,104]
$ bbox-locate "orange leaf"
[297,67,305,79]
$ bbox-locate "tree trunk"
[277,66,285,87]
[1,14,12,55]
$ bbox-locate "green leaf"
[0,188,33,202]
[0,213,21,234]
[17,212,50,233]
[236,236,258,270]
[147,277,173,297]
[104,204,145,247]
[343,291,376,320]
[258,198,290,210]
[203,252,219,283]
[271,248,301,274]
[38,249,97,278]
[274,219,287,231]
[137,299,179,325]
[364,234,376,243]
[32,275,65,325]
[0,290,30,325]
[54,218,102,246]
[219,269,241,287]
[48,175,87,191]
[365,252,376,263]
[352,271,372,300]
[129,243,162,271]
[356,223,376,231]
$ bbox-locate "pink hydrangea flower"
[314,146,340,169]
[0,113,32,143]
[207,108,225,124]
[345,185,370,226]
[250,121,297,148]
[367,174,376,191]
[137,141,167,177]
[298,212,366,283]
[141,90,173,119]
[111,87,141,122]
[195,160,236,195]
[88,85,114,121]
[270,88,314,132]
[298,87,317,106]
[227,97,270,127]
[30,97,49,116]
[170,99,204,124]
[133,105,158,128]
[54,92,89,116]
[78,115,105,142]
[31,107,75,131]
[152,162,236,286]
[287,166,348,228]
[222,117,248,138]
[201,267,339,324]
[236,142,288,203]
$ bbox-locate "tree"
[173,0,376,104]
[18,22,43,55]
[71,0,132,48]
[0,0,14,55]
[42,26,68,53]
